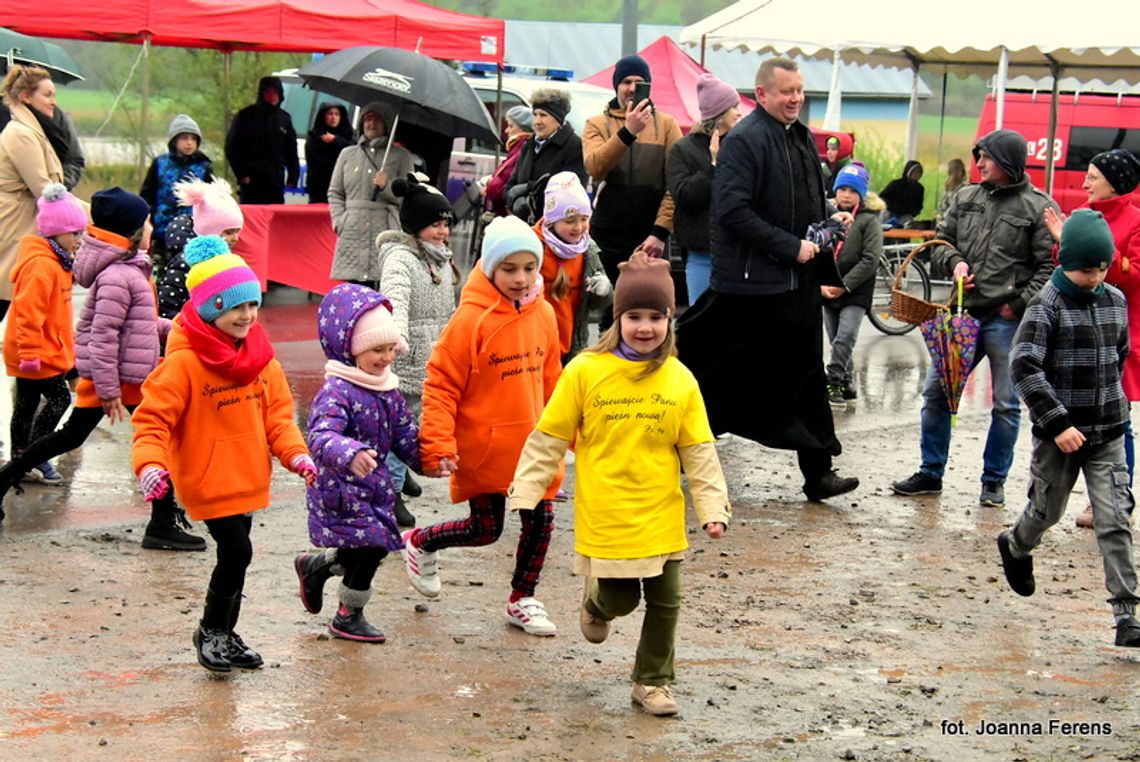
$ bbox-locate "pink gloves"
[139,467,170,501]
[292,454,318,487]
[18,358,41,374]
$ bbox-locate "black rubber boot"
[294,550,338,614]
[143,493,207,551]
[328,584,386,643]
[0,460,26,518]
[194,589,238,672]
[226,593,263,669]
[401,471,423,498]
[393,494,416,528]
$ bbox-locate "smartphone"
[633,81,651,108]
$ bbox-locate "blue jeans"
[386,451,407,490]
[919,313,1020,482]
[685,250,712,305]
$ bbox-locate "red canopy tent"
[583,36,753,134]
[0,0,504,61]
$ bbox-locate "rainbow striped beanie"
[183,235,262,322]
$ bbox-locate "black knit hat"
[391,175,454,234]
[91,187,150,238]
[1091,149,1140,196]
[612,55,650,90]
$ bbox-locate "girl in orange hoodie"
[131,236,315,673]
[3,184,87,486]
[403,215,564,636]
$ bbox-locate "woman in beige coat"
[327,101,415,285]
[0,65,66,320]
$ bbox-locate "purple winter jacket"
[73,231,167,401]
[306,284,422,551]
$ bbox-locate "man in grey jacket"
[891,129,1058,507]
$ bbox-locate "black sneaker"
[1115,616,1140,647]
[803,470,859,502]
[891,471,942,496]
[980,480,1005,507]
[142,518,208,551]
[826,384,847,411]
[329,606,387,643]
[842,383,857,401]
[997,531,1035,597]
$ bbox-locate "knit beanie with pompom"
[183,235,262,322]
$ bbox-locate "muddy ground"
[1,299,1138,761]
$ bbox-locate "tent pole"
[1045,60,1060,197]
[222,51,232,179]
[822,49,842,131]
[934,67,948,211]
[138,33,151,178]
[700,34,707,67]
[995,46,1008,129]
[904,59,920,161]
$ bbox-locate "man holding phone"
[583,54,683,330]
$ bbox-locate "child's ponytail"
[549,266,570,300]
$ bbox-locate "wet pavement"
[1,286,1138,761]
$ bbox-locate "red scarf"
[178,303,275,386]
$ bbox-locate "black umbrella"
[297,46,498,144]
[0,29,84,83]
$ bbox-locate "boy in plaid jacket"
[999,209,1140,648]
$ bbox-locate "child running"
[509,251,731,715]
[533,171,612,364]
[2,184,87,488]
[376,174,460,527]
[294,284,422,643]
[0,188,205,551]
[403,215,564,636]
[131,235,315,672]
[998,209,1140,648]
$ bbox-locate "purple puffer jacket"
[73,232,165,401]
[306,284,422,551]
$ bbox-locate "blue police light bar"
[462,62,575,81]
[462,61,498,76]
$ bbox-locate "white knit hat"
[480,215,543,276]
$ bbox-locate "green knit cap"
[1058,209,1115,271]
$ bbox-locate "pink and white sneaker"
[401,529,440,598]
[505,596,557,636]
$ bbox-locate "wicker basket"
[890,239,954,324]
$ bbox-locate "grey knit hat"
[505,105,533,132]
[166,113,202,144]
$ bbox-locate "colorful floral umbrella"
[919,279,981,425]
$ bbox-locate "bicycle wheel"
[867,252,932,336]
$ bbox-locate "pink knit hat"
[697,73,740,121]
[542,171,591,225]
[351,303,408,357]
[36,183,87,237]
[174,177,244,236]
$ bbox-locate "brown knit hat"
[613,251,675,318]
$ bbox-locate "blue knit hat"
[612,55,651,91]
[91,187,150,239]
[834,163,870,199]
[480,215,542,276]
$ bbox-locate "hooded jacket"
[1088,192,1140,399]
[73,226,165,400]
[583,98,682,255]
[931,130,1057,318]
[304,102,354,204]
[828,193,885,311]
[306,287,421,551]
[132,312,308,521]
[224,76,299,203]
[419,265,564,503]
[3,234,74,378]
[879,160,925,219]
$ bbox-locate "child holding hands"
[131,236,315,672]
[999,210,1140,648]
[509,251,731,715]
[295,284,422,643]
[403,215,565,636]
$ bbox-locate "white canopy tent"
[680,0,1140,188]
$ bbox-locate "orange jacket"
[420,263,564,503]
[131,319,309,521]
[534,220,587,357]
[4,234,73,378]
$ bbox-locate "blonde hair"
[549,267,570,300]
[945,158,967,192]
[2,64,51,108]
[587,314,677,380]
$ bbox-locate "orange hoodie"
[131,318,309,521]
[420,263,565,503]
[4,234,74,378]
[533,220,587,357]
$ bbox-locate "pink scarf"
[324,360,400,392]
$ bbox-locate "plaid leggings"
[413,494,554,597]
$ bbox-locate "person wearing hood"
[892,129,1058,509]
[327,101,415,285]
[879,159,925,227]
[304,102,353,204]
[224,76,299,205]
[504,89,587,223]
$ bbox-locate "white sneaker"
[401,529,440,598]
[505,596,557,636]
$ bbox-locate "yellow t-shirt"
[537,351,714,559]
